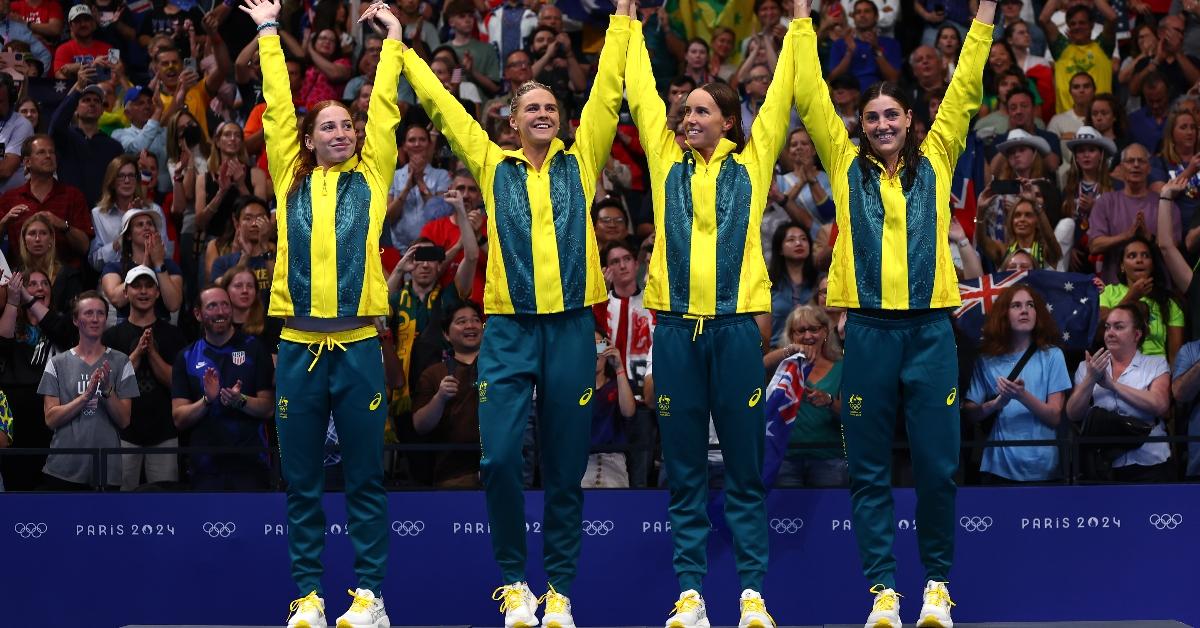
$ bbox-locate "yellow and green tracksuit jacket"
[793,17,992,310]
[401,15,631,315]
[626,19,800,316]
[260,35,402,319]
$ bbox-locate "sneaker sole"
[545,623,576,628]
[510,622,540,628]
[869,620,901,628]
[741,621,771,628]
[916,617,951,628]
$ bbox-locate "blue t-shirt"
[966,345,1071,481]
[1173,340,1200,477]
[826,36,903,90]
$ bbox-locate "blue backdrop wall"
[2,486,1194,627]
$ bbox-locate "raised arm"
[791,3,853,180]
[745,19,802,176]
[570,11,633,189]
[242,0,299,200]
[625,16,681,165]
[1156,174,1195,290]
[923,1,995,166]
[402,50,499,182]
[359,4,406,191]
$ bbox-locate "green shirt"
[787,359,845,460]
[1099,283,1184,357]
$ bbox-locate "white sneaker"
[665,589,711,628]
[865,585,902,628]
[334,589,389,628]
[738,589,776,628]
[493,582,540,628]
[915,581,955,628]
[540,584,576,628]
[287,591,327,628]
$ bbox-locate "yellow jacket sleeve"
[360,39,406,192]
[401,47,501,183]
[259,35,299,201]
[625,20,681,170]
[792,18,854,181]
[744,19,802,183]
[923,19,993,169]
[570,15,631,191]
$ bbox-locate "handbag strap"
[1005,343,1039,382]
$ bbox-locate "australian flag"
[954,269,1101,351]
[760,353,813,488]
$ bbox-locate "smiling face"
[1010,201,1037,239]
[681,88,734,154]
[314,29,338,57]
[787,129,815,169]
[126,275,160,314]
[510,86,559,147]
[988,43,1013,74]
[860,94,911,161]
[446,305,483,352]
[712,30,734,60]
[305,104,355,167]
[197,287,233,336]
[788,311,829,353]
[1066,8,1093,44]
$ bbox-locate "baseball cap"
[124,85,150,105]
[124,265,159,286]
[68,4,94,21]
[80,84,106,100]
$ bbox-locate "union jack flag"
[761,354,813,488]
[954,270,1101,350]
[954,269,1029,320]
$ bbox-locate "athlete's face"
[1006,289,1037,335]
[510,87,560,148]
[306,105,356,167]
[860,95,911,161]
[681,88,734,154]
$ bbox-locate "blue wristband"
[256,20,279,33]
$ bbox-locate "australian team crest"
[231,351,246,366]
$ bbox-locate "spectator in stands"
[103,266,186,490]
[0,269,75,490]
[487,0,538,65]
[1155,175,1199,341]
[1128,73,1171,153]
[1060,127,1119,272]
[1148,109,1200,230]
[296,28,352,109]
[679,38,718,87]
[100,208,184,317]
[826,0,902,87]
[815,1,849,68]
[995,87,1063,170]
[1173,336,1200,476]
[89,154,171,272]
[216,264,281,354]
[208,196,274,291]
[948,216,983,280]
[975,67,1026,137]
[768,304,847,487]
[963,284,1071,483]
[1002,19,1053,115]
[111,86,175,195]
[387,124,451,250]
[11,0,63,50]
[1089,144,1182,283]
[1128,16,1200,101]
[0,76,29,196]
[1119,23,1159,97]
[915,0,973,47]
[52,4,113,80]
[994,0,1046,56]
[38,290,137,490]
[902,45,948,127]
[1098,235,1184,363]
[709,27,738,81]
[444,0,500,95]
[768,222,816,346]
[196,121,268,251]
[483,49,532,128]
[0,135,93,269]
[151,43,231,137]
[1086,94,1130,155]
[773,127,834,241]
[391,0,438,56]
[16,98,39,132]
[417,172,484,303]
[1048,72,1095,151]
[528,26,586,119]
[171,285,274,490]
[16,213,84,313]
[1066,303,1174,482]
[411,300,483,487]
[427,49,484,122]
[1039,0,1117,115]
[582,330,636,488]
[980,130,1059,241]
[737,62,774,136]
[592,196,630,250]
[49,74,125,207]
[934,25,962,77]
[981,196,1063,270]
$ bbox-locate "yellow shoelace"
[346,589,373,613]
[493,585,528,613]
[869,585,901,612]
[924,584,955,610]
[306,336,348,371]
[741,596,777,626]
[670,593,703,617]
[287,591,323,622]
[538,584,569,614]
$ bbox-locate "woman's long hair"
[165,110,210,163]
[783,304,842,362]
[1004,197,1062,270]
[207,120,253,174]
[287,100,356,200]
[19,212,60,283]
[1116,234,1180,337]
[768,221,815,287]
[1086,94,1128,144]
[854,82,922,191]
[96,155,145,213]
[1061,147,1115,221]
[1159,109,1196,166]
[979,284,1060,356]
[217,263,265,335]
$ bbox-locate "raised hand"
[794,0,810,19]
[238,0,280,26]
[359,1,402,40]
[202,367,221,402]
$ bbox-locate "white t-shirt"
[1073,352,1171,468]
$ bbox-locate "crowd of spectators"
[0,0,1199,491]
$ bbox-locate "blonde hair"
[96,154,146,213]
[783,305,842,362]
[19,212,61,283]
[207,120,252,174]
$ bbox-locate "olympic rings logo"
[391,521,425,536]
[958,516,993,532]
[581,520,614,536]
[202,522,237,538]
[13,523,47,538]
[1149,514,1183,530]
[769,518,804,534]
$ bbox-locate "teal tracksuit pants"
[276,328,389,597]
[477,308,595,595]
[841,310,960,589]
[652,313,768,593]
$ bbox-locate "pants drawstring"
[306,336,348,371]
[682,314,711,342]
